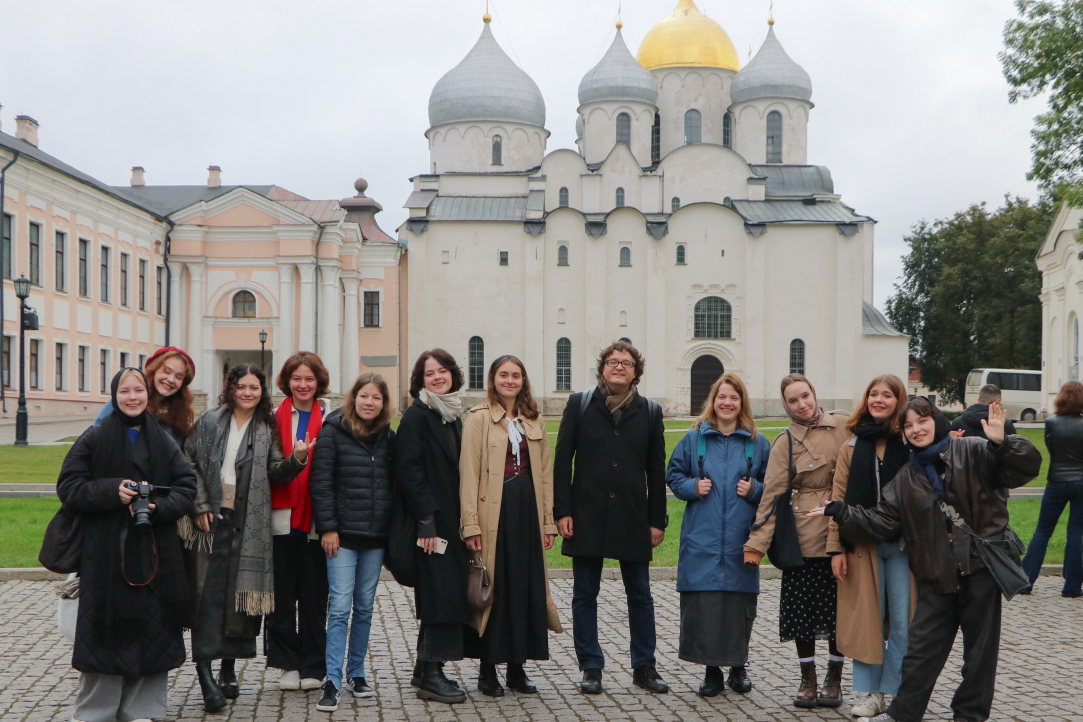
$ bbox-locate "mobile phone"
[417,537,448,554]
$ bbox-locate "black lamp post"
[259,329,268,371]
[14,275,31,447]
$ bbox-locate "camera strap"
[120,526,159,587]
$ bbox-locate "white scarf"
[506,416,526,468]
[418,388,463,423]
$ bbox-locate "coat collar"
[696,420,752,438]
[482,403,544,439]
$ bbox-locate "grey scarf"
[178,405,277,615]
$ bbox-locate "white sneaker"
[279,670,301,690]
[301,676,324,690]
[851,691,887,716]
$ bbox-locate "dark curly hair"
[594,340,645,387]
[219,363,275,425]
[409,348,464,398]
[276,351,330,399]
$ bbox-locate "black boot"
[417,661,466,704]
[728,665,752,694]
[506,663,538,694]
[477,662,505,697]
[410,659,423,687]
[698,666,724,698]
[196,661,227,713]
[217,658,239,699]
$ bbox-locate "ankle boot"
[410,659,423,687]
[435,662,462,689]
[698,666,724,698]
[417,661,466,704]
[506,663,538,694]
[477,662,504,697]
[196,661,227,713]
[793,661,817,709]
[818,659,843,707]
[217,658,239,699]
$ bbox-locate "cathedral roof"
[578,28,658,106]
[636,0,739,71]
[428,19,546,128]
[730,25,812,104]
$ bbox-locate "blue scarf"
[911,436,950,499]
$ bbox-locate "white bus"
[964,368,1042,422]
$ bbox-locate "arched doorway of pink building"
[690,355,724,417]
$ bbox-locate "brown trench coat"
[826,439,917,665]
[745,411,850,561]
[459,404,564,637]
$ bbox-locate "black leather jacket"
[1045,414,1083,483]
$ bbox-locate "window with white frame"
[55,231,66,292]
[138,259,147,311]
[556,338,571,391]
[694,296,732,339]
[789,339,805,374]
[120,252,130,307]
[29,222,41,285]
[100,246,111,302]
[100,349,110,393]
[557,245,569,266]
[363,291,380,327]
[55,342,66,391]
[29,339,41,389]
[78,346,88,391]
[468,336,484,390]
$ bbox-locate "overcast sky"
[0,0,1044,308]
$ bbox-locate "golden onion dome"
[636,0,740,71]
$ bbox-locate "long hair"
[1055,381,1083,415]
[693,372,757,439]
[275,351,330,399]
[218,363,275,425]
[341,372,392,439]
[409,348,464,398]
[144,350,195,437]
[594,340,646,387]
[846,374,907,434]
[485,355,540,421]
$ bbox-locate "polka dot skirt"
[778,557,837,643]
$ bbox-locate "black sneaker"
[316,680,340,712]
[347,676,374,698]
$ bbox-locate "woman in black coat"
[396,349,470,704]
[57,368,196,722]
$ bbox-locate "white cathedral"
[401,0,908,416]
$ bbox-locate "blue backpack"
[695,428,754,490]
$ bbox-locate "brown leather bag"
[467,551,494,610]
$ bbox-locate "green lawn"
[0,445,74,484]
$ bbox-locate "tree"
[1001,0,1083,205]
[885,196,1053,405]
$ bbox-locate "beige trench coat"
[745,411,850,561]
[459,404,564,637]
[827,439,917,664]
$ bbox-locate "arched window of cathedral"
[232,290,256,318]
[693,296,732,339]
[616,187,625,207]
[620,311,628,327]
[723,113,732,148]
[789,338,805,374]
[557,308,566,324]
[651,112,661,164]
[676,244,686,265]
[616,112,631,145]
[671,196,680,212]
[684,109,702,144]
[468,335,484,389]
[619,246,632,267]
[492,135,503,165]
[559,187,569,207]
[766,111,782,163]
[556,338,572,391]
[558,245,569,266]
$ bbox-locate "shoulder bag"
[748,430,805,571]
[38,505,84,574]
[467,550,494,610]
[939,501,1030,600]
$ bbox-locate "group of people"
[55,339,1064,722]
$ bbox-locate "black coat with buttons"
[554,388,667,562]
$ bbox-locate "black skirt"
[679,591,757,667]
[476,474,549,664]
[778,556,837,643]
[191,513,258,661]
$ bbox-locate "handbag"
[38,504,84,574]
[467,550,494,610]
[939,501,1030,600]
[384,482,418,588]
[56,573,80,643]
[749,430,805,571]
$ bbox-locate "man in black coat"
[554,340,668,695]
[951,384,1017,438]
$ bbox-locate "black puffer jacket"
[310,409,395,540]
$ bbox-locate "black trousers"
[888,569,1002,722]
[264,535,328,679]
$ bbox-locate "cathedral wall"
[427,122,547,174]
[653,68,735,158]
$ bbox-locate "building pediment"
[171,187,315,227]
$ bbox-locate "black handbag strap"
[750,430,796,531]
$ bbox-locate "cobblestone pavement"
[2,576,1078,721]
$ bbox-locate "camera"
[124,481,171,528]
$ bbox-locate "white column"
[745,231,767,415]
[276,263,295,380]
[297,263,316,352]
[319,265,341,393]
[341,276,360,388]
[167,260,185,349]
[186,262,206,393]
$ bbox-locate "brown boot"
[817,659,843,708]
[794,661,817,708]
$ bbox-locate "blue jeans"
[571,556,656,671]
[1021,480,1083,596]
[852,541,911,697]
[324,547,384,688]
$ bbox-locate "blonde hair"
[693,372,758,439]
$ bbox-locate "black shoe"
[580,668,603,695]
[698,666,724,698]
[435,662,462,689]
[196,661,227,713]
[410,659,423,687]
[316,680,340,712]
[217,658,239,700]
[506,663,538,694]
[477,663,505,697]
[632,661,669,694]
[347,676,374,698]
[728,665,752,694]
[417,661,466,704]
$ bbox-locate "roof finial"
[768,0,775,25]
[483,0,491,23]
[616,0,623,29]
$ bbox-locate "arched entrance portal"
[690,355,724,416]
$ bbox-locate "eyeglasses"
[604,359,636,369]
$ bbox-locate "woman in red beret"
[94,346,196,447]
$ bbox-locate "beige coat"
[827,440,917,664]
[459,403,563,637]
[745,411,850,560]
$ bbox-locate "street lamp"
[13,275,31,447]
[259,329,268,371]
